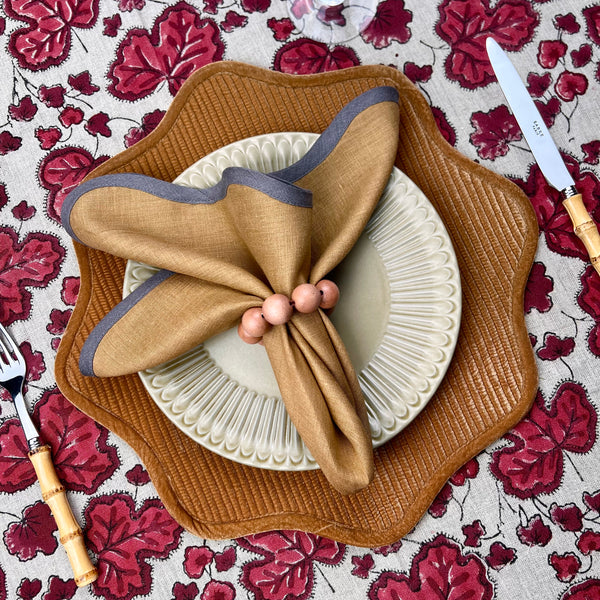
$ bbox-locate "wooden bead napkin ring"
[237,280,339,344]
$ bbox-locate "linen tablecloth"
[1,1,599,599]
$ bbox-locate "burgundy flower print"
[537,333,575,361]
[12,201,36,221]
[373,540,403,556]
[527,72,552,98]
[267,17,294,41]
[3,501,58,560]
[201,580,235,600]
[0,420,37,492]
[39,85,65,108]
[360,0,412,49]
[239,530,345,600]
[5,0,100,71]
[555,13,580,35]
[490,382,597,499]
[428,482,452,517]
[549,503,584,532]
[108,2,225,101]
[534,96,561,128]
[582,140,600,165]
[221,11,247,33]
[59,106,84,127]
[431,107,456,147]
[449,458,479,486]
[9,96,37,121]
[578,530,600,555]
[516,514,552,547]
[17,578,42,600]
[562,580,600,600]
[583,490,600,513]
[20,341,46,384]
[555,71,588,102]
[537,40,567,69]
[42,576,77,600]
[184,546,215,578]
[124,109,165,147]
[214,546,236,571]
[515,155,600,262]
[470,104,522,160]
[274,39,360,74]
[85,112,111,137]
[85,494,182,600]
[549,552,581,583]
[485,542,516,571]
[463,520,485,547]
[0,227,65,325]
[125,463,150,486]
[584,6,600,46]
[103,13,121,37]
[35,127,62,150]
[435,0,538,89]
[404,63,432,84]
[46,308,71,336]
[351,553,374,578]
[370,534,493,600]
[571,44,592,69]
[68,71,100,95]
[38,146,108,223]
[172,582,199,600]
[241,0,270,13]
[0,131,22,155]
[119,0,145,11]
[577,265,600,356]
[60,276,80,306]
[525,262,554,313]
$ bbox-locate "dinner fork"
[0,323,97,587]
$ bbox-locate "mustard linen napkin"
[62,86,400,494]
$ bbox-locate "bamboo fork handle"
[563,193,600,277]
[28,445,98,587]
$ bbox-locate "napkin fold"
[62,86,400,494]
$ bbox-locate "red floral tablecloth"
[1,1,600,599]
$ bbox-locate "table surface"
[1,1,600,599]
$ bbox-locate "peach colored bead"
[316,279,340,309]
[291,283,321,313]
[262,293,293,325]
[241,307,270,338]
[237,322,262,345]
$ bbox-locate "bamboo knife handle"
[28,445,98,587]
[562,193,600,277]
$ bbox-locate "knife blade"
[486,37,600,277]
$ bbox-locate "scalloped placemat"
[55,62,538,547]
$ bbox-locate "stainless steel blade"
[486,37,574,192]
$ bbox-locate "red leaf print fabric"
[360,0,412,49]
[273,39,359,73]
[578,265,600,356]
[0,420,36,493]
[38,147,108,223]
[6,0,99,71]
[0,228,65,325]
[85,494,182,600]
[435,0,538,88]
[370,534,493,599]
[491,382,597,498]
[239,530,345,600]
[3,501,58,560]
[108,2,224,101]
[525,262,554,313]
[470,104,522,160]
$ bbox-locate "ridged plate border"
[123,132,461,471]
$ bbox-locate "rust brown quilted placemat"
[55,62,538,547]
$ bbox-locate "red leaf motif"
[428,482,452,517]
[577,265,600,356]
[527,72,552,97]
[490,382,597,498]
[5,0,99,71]
[0,131,22,155]
[86,494,182,600]
[584,6,600,46]
[360,0,412,49]
[184,546,215,578]
[17,578,42,600]
[3,501,58,560]
[462,520,485,547]
[39,85,65,108]
[449,457,479,486]
[555,71,588,102]
[0,419,35,493]
[9,96,38,121]
[42,576,77,600]
[583,490,600,513]
[0,228,65,325]
[404,62,432,83]
[435,0,538,89]
[351,553,374,578]
[470,104,522,160]
[214,546,236,571]
[68,71,100,95]
[571,44,592,68]
[577,530,600,555]
[108,2,224,101]
[60,276,80,306]
[549,552,581,583]
[484,542,516,571]
[537,40,567,69]
[201,581,235,600]
[550,502,584,532]
[239,531,345,600]
[516,514,552,547]
[514,155,600,261]
[35,127,62,150]
[431,106,456,147]
[267,17,294,41]
[370,534,493,600]
[582,140,600,165]
[38,146,108,223]
[525,262,554,314]
[32,389,119,493]
[555,13,580,35]
[562,580,600,600]
[537,333,575,360]
[273,39,359,74]
[125,463,150,486]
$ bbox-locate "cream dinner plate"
[123,132,461,471]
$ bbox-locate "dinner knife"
[486,37,600,277]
